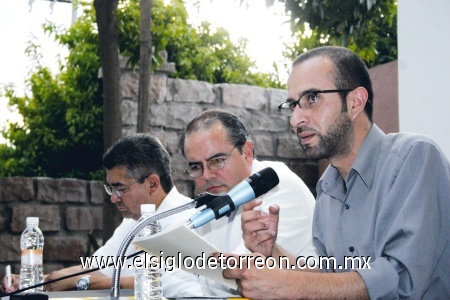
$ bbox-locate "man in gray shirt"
[223,46,450,299]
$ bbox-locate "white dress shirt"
[93,187,202,297]
[195,160,317,296]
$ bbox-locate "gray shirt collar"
[318,124,386,194]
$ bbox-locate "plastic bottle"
[134,204,163,300]
[19,217,44,292]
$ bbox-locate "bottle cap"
[140,204,156,214]
[26,217,39,226]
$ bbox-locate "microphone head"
[246,167,280,198]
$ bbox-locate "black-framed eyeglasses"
[184,144,239,178]
[104,174,150,197]
[278,89,354,117]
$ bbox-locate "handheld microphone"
[187,167,279,229]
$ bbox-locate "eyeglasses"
[278,89,354,117]
[104,174,149,197]
[184,144,238,178]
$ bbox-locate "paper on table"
[132,224,238,290]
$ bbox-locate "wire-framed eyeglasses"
[184,144,239,178]
[278,89,354,117]
[104,174,150,197]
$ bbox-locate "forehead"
[106,166,130,184]
[287,56,336,96]
[184,122,232,160]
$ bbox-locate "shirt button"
[344,204,350,209]
[349,246,355,252]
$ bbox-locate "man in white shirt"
[179,109,317,296]
[3,134,202,297]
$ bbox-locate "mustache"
[296,126,318,134]
[204,180,225,190]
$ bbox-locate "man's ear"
[242,141,254,160]
[348,87,369,121]
[146,174,160,193]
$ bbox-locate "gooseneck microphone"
[2,168,281,299]
[106,167,279,298]
[187,167,280,229]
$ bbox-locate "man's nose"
[110,193,121,203]
[201,165,216,180]
[290,105,309,128]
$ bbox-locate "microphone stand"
[1,195,217,300]
[110,200,197,299]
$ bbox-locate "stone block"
[167,78,215,104]
[0,211,9,232]
[11,205,61,232]
[0,236,20,261]
[121,71,139,100]
[122,99,138,126]
[145,128,182,156]
[171,153,191,182]
[252,134,274,157]
[174,180,194,198]
[221,84,266,110]
[147,128,168,149]
[90,181,104,205]
[237,109,289,133]
[149,73,168,103]
[0,177,34,202]
[164,130,182,156]
[149,103,203,130]
[37,178,88,203]
[44,236,88,261]
[277,134,307,159]
[122,125,137,137]
[65,207,103,231]
[267,88,287,114]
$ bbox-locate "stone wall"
[0,55,399,283]
[0,68,319,278]
[0,177,104,275]
[120,69,319,198]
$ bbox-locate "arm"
[44,265,135,291]
[222,253,368,299]
[89,275,134,290]
[355,140,450,298]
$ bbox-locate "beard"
[298,112,353,160]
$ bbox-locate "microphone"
[107,168,278,298]
[187,167,279,229]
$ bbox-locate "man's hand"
[221,253,285,299]
[2,273,19,293]
[241,199,280,257]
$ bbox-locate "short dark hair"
[293,46,374,122]
[103,134,173,193]
[179,109,253,157]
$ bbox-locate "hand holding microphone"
[188,167,280,228]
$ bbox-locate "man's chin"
[120,211,137,219]
[206,186,229,195]
[303,147,328,161]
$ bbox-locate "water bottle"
[19,217,44,292]
[134,204,163,300]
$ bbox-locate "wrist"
[76,275,91,290]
